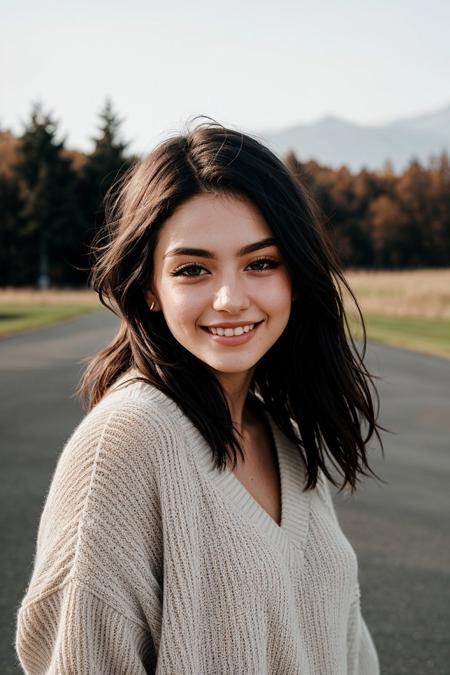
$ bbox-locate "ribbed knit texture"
[15,368,380,674]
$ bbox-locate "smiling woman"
[144,191,295,417]
[15,118,384,675]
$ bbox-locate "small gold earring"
[150,301,155,311]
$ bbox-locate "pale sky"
[2,0,449,156]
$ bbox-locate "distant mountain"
[255,104,450,173]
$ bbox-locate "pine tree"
[428,152,450,265]
[0,169,25,285]
[78,97,132,241]
[13,101,83,286]
[395,159,432,267]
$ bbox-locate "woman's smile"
[200,320,265,345]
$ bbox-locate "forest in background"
[1,98,449,288]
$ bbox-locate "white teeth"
[207,323,255,336]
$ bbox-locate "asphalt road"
[1,310,449,674]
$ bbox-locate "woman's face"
[147,192,294,388]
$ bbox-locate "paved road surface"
[1,310,449,674]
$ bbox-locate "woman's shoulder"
[42,370,187,522]
[21,370,178,608]
[42,370,185,536]
[92,366,179,418]
[72,368,184,457]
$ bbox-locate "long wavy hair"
[76,117,386,494]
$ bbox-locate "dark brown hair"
[76,116,386,494]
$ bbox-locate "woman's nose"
[212,281,250,313]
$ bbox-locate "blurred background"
[1,0,449,673]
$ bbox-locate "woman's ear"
[145,290,160,311]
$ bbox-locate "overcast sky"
[2,0,449,155]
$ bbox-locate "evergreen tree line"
[0,99,134,287]
[1,100,449,287]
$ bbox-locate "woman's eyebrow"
[164,237,277,259]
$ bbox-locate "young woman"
[16,119,384,674]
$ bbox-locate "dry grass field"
[0,288,102,337]
[343,269,450,320]
[343,269,450,359]
[0,288,99,305]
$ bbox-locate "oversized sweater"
[15,368,380,674]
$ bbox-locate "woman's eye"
[171,258,280,278]
[171,264,208,277]
[249,258,280,271]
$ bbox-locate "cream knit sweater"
[15,369,380,674]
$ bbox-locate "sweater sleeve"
[15,579,156,674]
[346,585,380,675]
[318,471,380,675]
[358,614,380,674]
[15,398,171,675]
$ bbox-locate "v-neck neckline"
[182,405,312,560]
[111,371,313,561]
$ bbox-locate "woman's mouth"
[200,320,264,345]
